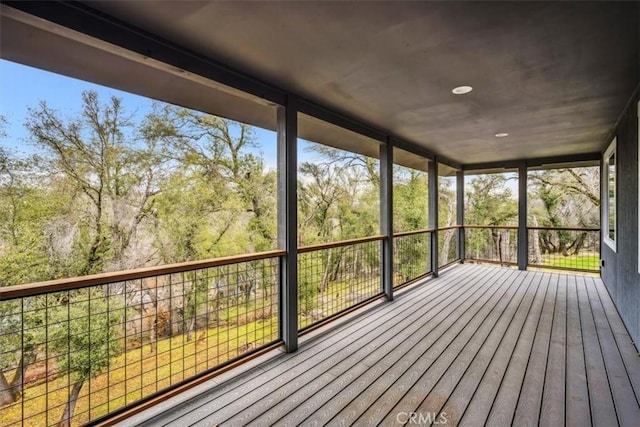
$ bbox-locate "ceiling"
[2,1,639,165]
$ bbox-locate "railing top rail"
[298,235,386,253]
[527,226,600,232]
[0,249,286,301]
[438,225,462,231]
[463,224,519,230]
[393,228,434,237]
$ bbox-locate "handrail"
[438,225,462,231]
[0,249,287,301]
[464,225,599,232]
[298,235,386,253]
[463,225,519,230]
[527,226,600,232]
[393,228,434,238]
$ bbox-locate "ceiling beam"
[463,152,601,172]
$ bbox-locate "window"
[603,138,617,251]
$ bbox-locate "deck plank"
[122,265,640,427]
[586,275,640,426]
[564,274,591,427]
[540,273,568,426]
[512,272,558,427]
[458,271,548,427]
[376,268,533,426]
[576,274,618,427]
[412,268,540,426]
[321,268,520,427]
[592,277,640,404]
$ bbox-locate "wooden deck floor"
[125,264,640,427]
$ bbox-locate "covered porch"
[0,2,638,426]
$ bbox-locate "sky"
[0,59,283,168]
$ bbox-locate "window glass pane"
[608,151,616,241]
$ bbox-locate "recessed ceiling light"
[452,85,473,95]
[495,132,509,138]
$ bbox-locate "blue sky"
[0,59,283,168]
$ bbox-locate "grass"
[0,316,278,427]
[539,254,600,271]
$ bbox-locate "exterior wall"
[601,95,640,345]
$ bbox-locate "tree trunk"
[500,230,509,264]
[572,232,587,255]
[9,346,36,400]
[186,317,195,342]
[0,371,14,407]
[331,249,343,281]
[532,216,543,264]
[58,380,84,427]
[440,230,453,265]
[320,248,332,293]
[149,314,157,354]
[0,346,37,406]
[491,230,500,261]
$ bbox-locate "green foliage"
[48,289,122,382]
[465,174,517,226]
[393,167,428,232]
[297,255,319,316]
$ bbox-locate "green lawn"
[540,254,599,271]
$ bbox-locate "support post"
[456,170,465,262]
[277,97,298,352]
[517,162,528,271]
[380,140,394,300]
[429,159,439,277]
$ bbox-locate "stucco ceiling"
[2,1,639,164]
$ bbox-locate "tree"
[0,137,51,406]
[393,166,428,232]
[393,165,429,281]
[529,168,599,257]
[26,91,166,275]
[438,176,457,264]
[49,288,122,426]
[143,105,277,255]
[464,174,518,263]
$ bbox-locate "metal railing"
[297,236,385,330]
[528,227,600,273]
[463,225,600,273]
[0,250,283,427]
[392,229,432,288]
[464,225,518,266]
[438,225,461,267]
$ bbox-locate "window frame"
[603,137,617,252]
